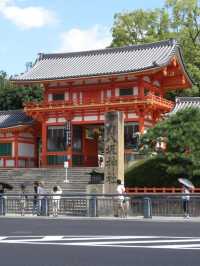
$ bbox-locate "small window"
[52,93,65,101]
[119,88,133,96]
[0,143,12,156]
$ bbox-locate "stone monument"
[104,111,124,193]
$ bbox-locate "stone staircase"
[0,167,103,194]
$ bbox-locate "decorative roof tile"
[0,110,33,129]
[11,39,191,82]
[170,97,200,114]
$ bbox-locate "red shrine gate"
[11,39,192,168]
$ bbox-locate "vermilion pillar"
[14,132,19,168]
[41,122,47,166]
[139,114,145,134]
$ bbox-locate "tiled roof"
[170,97,200,114]
[11,39,191,82]
[0,110,33,129]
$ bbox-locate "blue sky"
[0,0,166,75]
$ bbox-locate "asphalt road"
[0,217,200,266]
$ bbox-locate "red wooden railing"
[126,187,200,193]
[24,94,174,111]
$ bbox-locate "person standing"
[52,185,62,217]
[19,184,27,216]
[182,185,190,218]
[32,181,39,215]
[37,181,47,216]
[0,184,5,215]
[114,179,126,218]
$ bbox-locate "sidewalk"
[1,214,200,222]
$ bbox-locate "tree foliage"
[111,0,200,100]
[0,71,43,110]
[141,108,200,179]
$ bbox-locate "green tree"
[0,71,43,110]
[111,0,200,100]
[141,108,200,179]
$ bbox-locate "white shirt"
[52,190,62,200]
[117,184,125,200]
[182,187,190,200]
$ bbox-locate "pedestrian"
[19,184,27,216]
[32,181,39,215]
[182,185,190,218]
[37,181,47,216]
[52,185,62,217]
[0,184,5,215]
[114,179,126,218]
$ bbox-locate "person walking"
[19,184,27,216]
[182,185,190,218]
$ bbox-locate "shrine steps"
[0,167,102,194]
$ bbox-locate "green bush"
[125,157,189,187]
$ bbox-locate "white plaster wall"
[47,118,56,123]
[115,88,119,96]
[84,115,98,121]
[133,87,138,95]
[73,116,82,121]
[48,94,53,101]
[107,90,111,98]
[6,160,14,167]
[6,133,13,137]
[18,143,34,157]
[65,92,69,101]
[18,160,26,168]
[128,113,138,119]
[57,117,66,122]
[100,115,104,121]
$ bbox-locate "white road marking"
[0,235,199,250]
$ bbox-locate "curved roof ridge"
[41,39,178,60]
[176,97,200,103]
[0,109,25,114]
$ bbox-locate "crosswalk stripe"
[0,235,200,250]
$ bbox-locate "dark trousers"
[39,198,48,216]
[0,197,5,215]
[183,199,189,215]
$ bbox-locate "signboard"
[64,121,72,148]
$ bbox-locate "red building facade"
[0,110,38,167]
[11,39,192,168]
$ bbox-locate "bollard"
[88,196,97,217]
[143,197,152,218]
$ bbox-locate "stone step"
[0,167,103,194]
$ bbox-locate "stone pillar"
[104,111,124,193]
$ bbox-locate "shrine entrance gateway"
[45,122,140,168]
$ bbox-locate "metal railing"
[0,193,200,218]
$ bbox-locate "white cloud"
[0,0,56,29]
[58,25,112,52]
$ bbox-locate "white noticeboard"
[64,161,69,168]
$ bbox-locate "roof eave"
[11,65,165,84]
